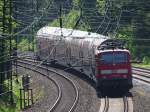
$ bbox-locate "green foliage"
[0,77,21,112]
[115,25,135,56]
[130,0,150,58]
[6,0,149,60]
[133,64,150,68]
[142,56,150,65]
[97,0,126,17]
[49,9,91,31]
[50,10,79,28]
[96,0,105,15]
[17,38,32,51]
[73,0,81,6]
[97,0,150,59]
[49,0,150,78]
[0,1,3,33]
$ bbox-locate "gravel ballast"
[18,65,150,112]
[131,80,150,112]
[17,66,58,112]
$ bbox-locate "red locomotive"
[95,39,132,90]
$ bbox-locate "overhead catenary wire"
[111,9,123,38]
[0,0,108,96]
[0,0,54,96]
[0,29,63,96]
[0,1,85,94]
[0,0,55,39]
[0,2,149,64]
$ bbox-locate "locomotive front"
[95,39,133,90]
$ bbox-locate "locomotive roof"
[36,26,110,39]
[96,49,130,55]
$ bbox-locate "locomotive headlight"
[116,69,128,74]
[100,69,128,74]
[101,70,112,74]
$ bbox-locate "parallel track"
[99,95,132,112]
[18,56,134,112]
[16,63,62,112]
[103,96,109,112]
[99,96,109,112]
[132,67,150,84]
[123,96,129,112]
[17,59,79,112]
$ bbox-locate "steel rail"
[123,96,129,112]
[132,67,150,84]
[133,67,150,74]
[133,67,150,71]
[133,75,150,84]
[16,63,62,112]
[17,59,79,112]
[103,96,109,112]
[99,95,109,112]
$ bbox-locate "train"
[36,26,133,91]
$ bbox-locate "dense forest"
[0,0,150,62]
[0,0,12,93]
[49,0,150,61]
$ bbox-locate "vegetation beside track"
[133,56,150,69]
[133,64,150,69]
[0,77,21,112]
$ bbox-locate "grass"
[0,77,21,112]
[0,69,46,111]
[133,63,150,69]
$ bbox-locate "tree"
[0,0,13,94]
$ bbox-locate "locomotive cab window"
[100,52,128,64]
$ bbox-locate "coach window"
[79,50,84,65]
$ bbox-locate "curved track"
[17,59,79,112]
[17,63,61,111]
[132,67,150,84]
[18,56,135,112]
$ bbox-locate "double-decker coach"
[36,26,133,91]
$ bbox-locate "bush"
[142,56,150,64]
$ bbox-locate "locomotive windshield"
[100,52,128,64]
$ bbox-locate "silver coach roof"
[36,26,109,39]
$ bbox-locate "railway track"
[21,55,150,85]
[17,59,79,112]
[123,96,129,112]
[132,67,150,84]
[18,56,135,112]
[100,96,109,112]
[99,95,133,112]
